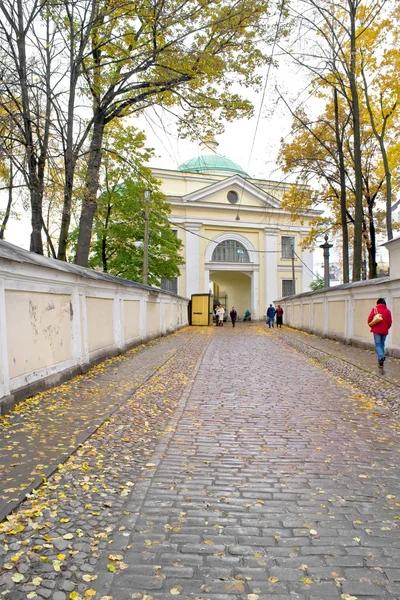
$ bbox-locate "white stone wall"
[0,246,189,408]
[278,277,400,358]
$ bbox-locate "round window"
[227,190,239,204]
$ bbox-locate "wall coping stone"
[0,240,188,300]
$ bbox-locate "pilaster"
[264,227,279,311]
[0,280,10,397]
[185,221,202,298]
[251,270,260,320]
[300,232,314,292]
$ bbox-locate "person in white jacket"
[219,305,225,326]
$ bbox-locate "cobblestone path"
[1,324,400,599]
[0,327,201,521]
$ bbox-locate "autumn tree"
[50,0,103,262]
[0,0,59,253]
[279,90,390,280]
[278,0,391,281]
[278,92,351,282]
[74,0,276,267]
[360,9,400,241]
[89,123,183,284]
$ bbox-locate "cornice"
[168,199,322,218]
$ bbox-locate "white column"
[204,269,210,293]
[251,270,260,320]
[300,233,314,292]
[185,222,201,298]
[264,228,279,313]
[0,280,10,398]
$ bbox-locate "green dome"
[178,154,248,177]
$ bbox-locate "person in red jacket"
[367,298,392,367]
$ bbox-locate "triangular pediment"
[182,174,281,209]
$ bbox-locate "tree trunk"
[57,0,99,261]
[14,0,43,253]
[361,69,394,242]
[41,217,57,259]
[333,88,349,283]
[367,201,377,279]
[0,162,13,239]
[379,133,393,241]
[58,158,75,261]
[101,202,112,272]
[348,0,363,282]
[57,44,80,261]
[30,187,44,253]
[75,113,105,267]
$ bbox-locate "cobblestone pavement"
[274,327,400,389]
[272,327,400,412]
[1,323,400,599]
[0,328,201,521]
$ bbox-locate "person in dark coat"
[266,304,276,328]
[276,305,284,328]
[230,306,237,327]
[367,298,392,367]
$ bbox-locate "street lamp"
[142,190,150,285]
[319,234,333,288]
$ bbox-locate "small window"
[281,236,295,259]
[161,277,178,294]
[282,279,295,296]
[227,190,239,204]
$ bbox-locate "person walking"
[230,306,237,327]
[215,305,220,326]
[276,305,284,328]
[219,305,225,326]
[266,304,276,328]
[367,298,392,367]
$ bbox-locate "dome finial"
[199,136,219,154]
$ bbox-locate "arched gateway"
[205,233,260,320]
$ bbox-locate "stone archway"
[205,232,260,319]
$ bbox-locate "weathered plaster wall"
[6,291,72,379]
[123,300,141,340]
[86,297,114,353]
[327,300,346,337]
[0,242,189,413]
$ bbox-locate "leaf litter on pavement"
[0,327,211,598]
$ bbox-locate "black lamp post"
[319,234,333,288]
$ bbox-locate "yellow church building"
[155,138,317,320]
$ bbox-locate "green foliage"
[309,275,325,291]
[89,179,183,286]
[87,123,183,285]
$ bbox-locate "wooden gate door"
[191,294,212,326]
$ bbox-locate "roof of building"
[178,154,249,177]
